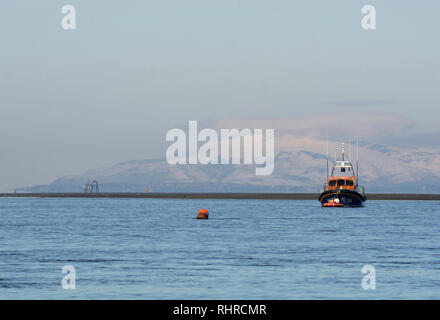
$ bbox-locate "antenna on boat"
[349,137,352,161]
[326,133,329,180]
[356,136,359,187]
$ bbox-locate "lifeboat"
[319,143,367,207]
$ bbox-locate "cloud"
[206,112,415,140]
[325,99,397,107]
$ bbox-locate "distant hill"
[19,135,440,193]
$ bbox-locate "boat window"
[346,180,354,186]
[329,180,336,186]
[337,180,345,186]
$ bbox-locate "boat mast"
[341,143,345,161]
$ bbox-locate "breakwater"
[1,193,440,200]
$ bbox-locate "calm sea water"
[0,198,439,299]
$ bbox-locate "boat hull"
[319,190,367,207]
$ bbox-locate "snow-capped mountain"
[20,138,440,193]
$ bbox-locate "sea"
[0,198,439,299]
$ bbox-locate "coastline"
[1,192,440,200]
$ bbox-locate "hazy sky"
[0,1,439,191]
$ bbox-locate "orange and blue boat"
[319,143,367,207]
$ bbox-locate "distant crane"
[83,180,99,193]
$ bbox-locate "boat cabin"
[327,176,356,190]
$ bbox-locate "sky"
[0,1,439,191]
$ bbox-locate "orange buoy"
[197,209,209,219]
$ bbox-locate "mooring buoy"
[197,209,209,219]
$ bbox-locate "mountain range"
[20,135,440,193]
